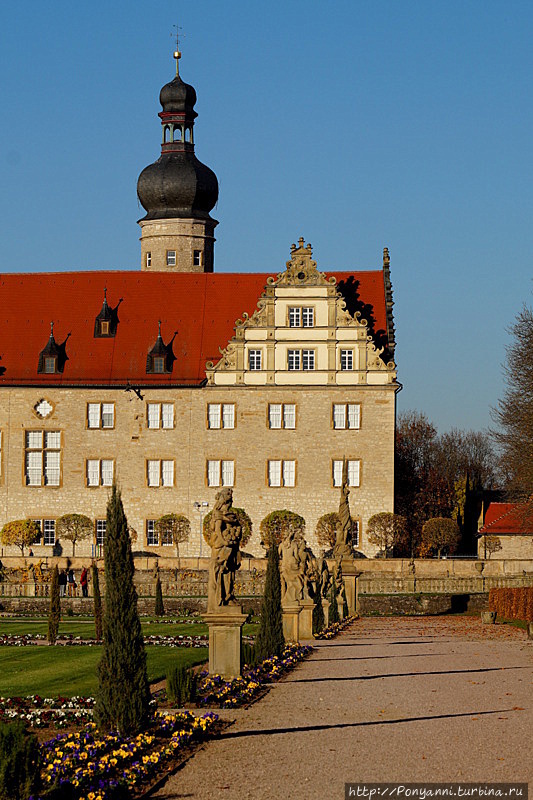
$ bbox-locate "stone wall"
[358,593,488,616]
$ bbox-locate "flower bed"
[314,615,357,639]
[0,633,217,648]
[0,695,95,728]
[195,642,312,708]
[36,710,218,799]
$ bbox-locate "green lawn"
[0,645,208,697]
[0,617,258,638]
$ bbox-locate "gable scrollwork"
[267,237,336,288]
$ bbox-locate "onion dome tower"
[137,43,218,272]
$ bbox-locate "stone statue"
[318,550,331,598]
[333,462,353,560]
[334,560,346,606]
[279,528,305,604]
[207,488,243,611]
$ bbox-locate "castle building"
[0,51,398,559]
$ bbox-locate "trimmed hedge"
[488,587,533,622]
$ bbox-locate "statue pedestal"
[340,560,361,616]
[322,599,331,626]
[299,599,315,640]
[338,600,345,621]
[203,606,248,680]
[282,603,302,643]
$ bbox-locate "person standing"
[58,569,67,597]
[67,568,76,597]
[80,566,88,598]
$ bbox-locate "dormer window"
[37,323,70,375]
[146,322,178,375]
[166,251,176,267]
[193,250,202,267]
[94,289,121,338]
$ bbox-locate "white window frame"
[333,403,361,430]
[332,459,361,487]
[193,250,202,267]
[87,403,115,429]
[207,460,235,487]
[147,403,174,430]
[288,307,314,328]
[208,403,235,429]
[268,459,296,487]
[166,250,176,266]
[34,518,56,546]
[25,431,61,487]
[146,519,159,547]
[147,459,174,487]
[86,459,114,487]
[287,350,300,371]
[146,252,152,268]
[96,519,106,546]
[248,350,262,371]
[302,350,315,371]
[340,349,354,371]
[268,403,296,429]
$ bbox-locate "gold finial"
[172,24,182,75]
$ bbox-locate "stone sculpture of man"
[207,488,243,611]
[318,550,331,598]
[333,462,353,560]
[279,528,304,604]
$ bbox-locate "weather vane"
[172,23,184,75]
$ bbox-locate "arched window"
[185,127,192,143]
[163,125,170,143]
[173,126,182,142]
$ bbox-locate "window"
[25,431,61,486]
[96,519,106,546]
[268,460,296,487]
[268,404,296,429]
[340,350,354,370]
[44,357,57,374]
[0,430,2,478]
[193,250,202,267]
[166,250,176,267]
[86,459,114,487]
[207,460,234,487]
[352,520,360,547]
[87,403,115,429]
[333,403,361,430]
[100,321,110,335]
[146,252,151,268]
[147,403,174,429]
[34,519,56,546]
[146,519,159,546]
[147,459,174,487]
[332,459,360,487]
[248,350,262,371]
[153,357,165,374]
[208,404,235,429]
[288,350,315,370]
[288,307,314,327]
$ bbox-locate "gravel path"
[153,617,533,800]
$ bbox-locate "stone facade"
[139,217,216,273]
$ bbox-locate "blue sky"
[1,1,531,434]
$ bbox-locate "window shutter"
[88,404,100,428]
[162,404,174,429]
[283,460,295,487]
[333,404,346,429]
[208,404,221,429]
[348,460,360,487]
[147,460,160,487]
[162,460,174,486]
[222,460,234,486]
[269,404,282,429]
[348,404,360,429]
[208,460,220,487]
[269,460,282,487]
[101,460,114,486]
[101,404,114,428]
[283,404,296,429]
[147,404,160,429]
[332,460,343,487]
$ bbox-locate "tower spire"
[173,23,182,76]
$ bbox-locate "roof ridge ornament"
[267,237,336,287]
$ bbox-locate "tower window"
[153,357,166,374]
[193,250,202,267]
[288,307,314,327]
[248,350,262,371]
[146,252,152,268]
[166,251,176,267]
[340,350,354,370]
[44,357,57,374]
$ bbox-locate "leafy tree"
[366,512,406,557]
[420,517,460,559]
[493,304,533,527]
[56,514,93,557]
[203,507,253,549]
[315,513,339,550]
[155,574,165,616]
[0,721,41,800]
[0,519,40,556]
[48,566,60,645]
[92,564,103,641]
[312,592,325,634]
[328,573,340,624]
[155,514,190,562]
[95,485,150,735]
[483,535,503,560]
[254,542,285,661]
[259,510,305,549]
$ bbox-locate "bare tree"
[483,535,502,559]
[493,304,533,528]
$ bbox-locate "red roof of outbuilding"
[478,503,530,535]
[0,269,388,386]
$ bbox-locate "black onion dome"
[137,154,218,220]
[159,74,197,116]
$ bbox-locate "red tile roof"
[0,269,388,386]
[478,503,530,535]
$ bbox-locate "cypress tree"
[47,566,60,645]
[92,564,103,641]
[329,573,340,624]
[154,574,165,616]
[312,591,325,634]
[255,542,285,662]
[95,485,150,735]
